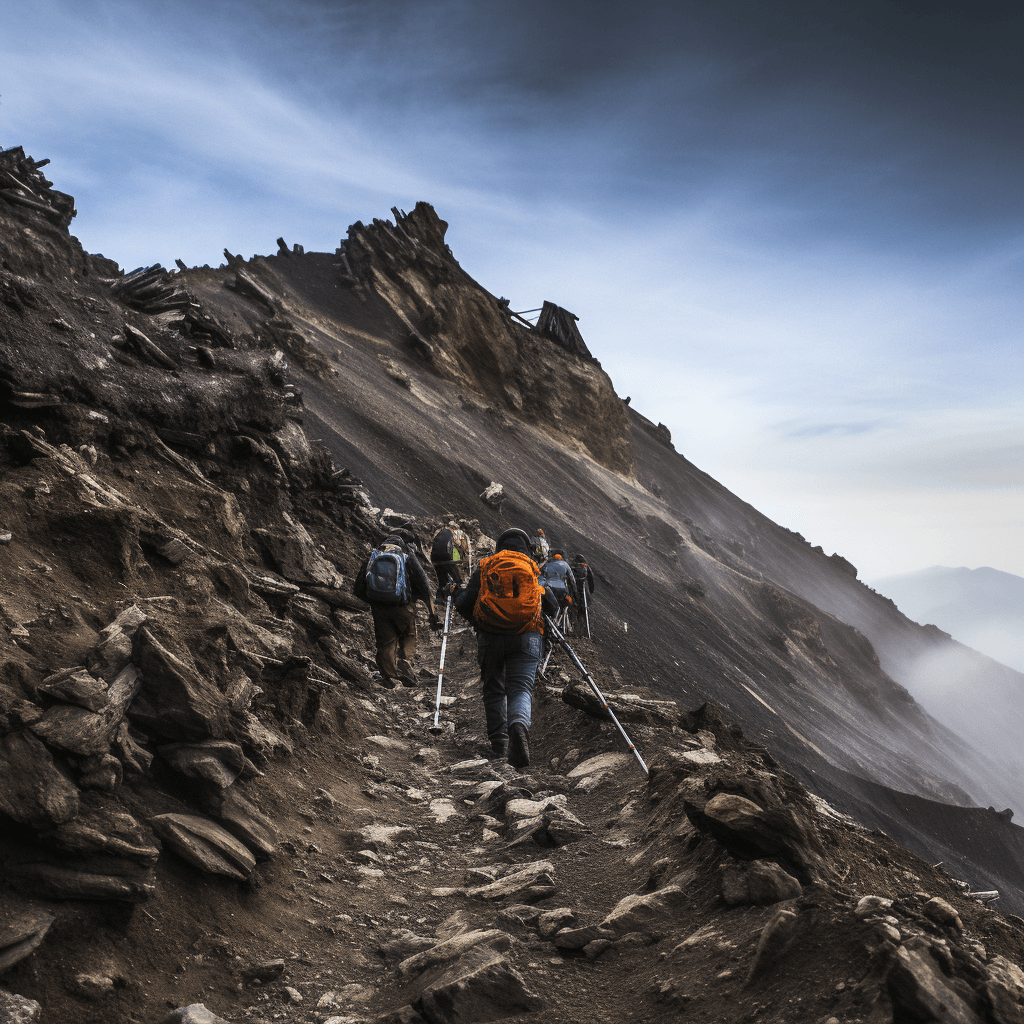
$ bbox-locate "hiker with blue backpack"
[353,533,438,688]
[455,528,559,769]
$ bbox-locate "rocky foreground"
[3,146,1024,1022]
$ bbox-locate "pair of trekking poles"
[428,590,647,776]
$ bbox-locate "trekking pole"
[543,614,648,775]
[582,586,591,640]
[429,594,454,735]
[540,635,556,678]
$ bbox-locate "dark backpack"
[431,528,454,563]
[365,549,409,604]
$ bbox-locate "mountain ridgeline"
[4,149,1024,1023]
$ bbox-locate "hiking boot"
[489,740,508,759]
[508,723,530,769]
[377,674,397,690]
[397,660,418,687]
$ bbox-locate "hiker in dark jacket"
[354,534,437,687]
[456,527,558,768]
[570,553,595,631]
[430,521,472,603]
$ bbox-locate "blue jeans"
[477,630,542,746]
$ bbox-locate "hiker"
[540,549,577,628]
[532,527,550,565]
[430,520,472,602]
[353,533,438,687]
[570,553,595,631]
[455,527,558,768]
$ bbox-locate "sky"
[2,0,1022,579]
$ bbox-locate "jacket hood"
[495,528,532,556]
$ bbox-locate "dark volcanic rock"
[413,945,542,1024]
[0,731,80,826]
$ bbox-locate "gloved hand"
[429,613,442,631]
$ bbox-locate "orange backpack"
[473,550,544,634]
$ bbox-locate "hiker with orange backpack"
[455,527,558,768]
[354,533,438,688]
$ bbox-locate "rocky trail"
[5,146,1024,1022]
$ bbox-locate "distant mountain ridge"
[870,565,1024,673]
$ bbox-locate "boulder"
[254,517,345,589]
[132,630,232,740]
[686,791,825,881]
[0,731,80,826]
[465,861,556,901]
[414,946,541,1024]
[198,788,278,861]
[87,605,147,682]
[398,929,512,978]
[158,741,246,790]
[0,988,41,1022]
[149,814,256,880]
[886,943,984,1024]
[537,908,576,938]
[36,668,109,711]
[0,907,55,975]
[561,683,681,726]
[566,752,629,780]
[923,896,963,932]
[721,859,802,906]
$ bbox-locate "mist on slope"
[870,565,1024,673]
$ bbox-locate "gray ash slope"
[4,151,1024,1023]
[193,207,1024,810]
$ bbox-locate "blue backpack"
[366,548,409,604]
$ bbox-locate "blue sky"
[3,0,1022,578]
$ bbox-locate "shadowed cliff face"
[5,157,1024,1023]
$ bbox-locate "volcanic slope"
[183,207,1024,811]
[3,152,1024,1022]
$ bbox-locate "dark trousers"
[477,630,542,747]
[371,603,417,681]
[433,561,463,603]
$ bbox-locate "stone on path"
[0,988,41,1023]
[398,929,512,978]
[414,945,541,1024]
[159,1005,231,1024]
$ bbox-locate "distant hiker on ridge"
[455,527,558,768]
[354,533,438,688]
[430,520,472,602]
